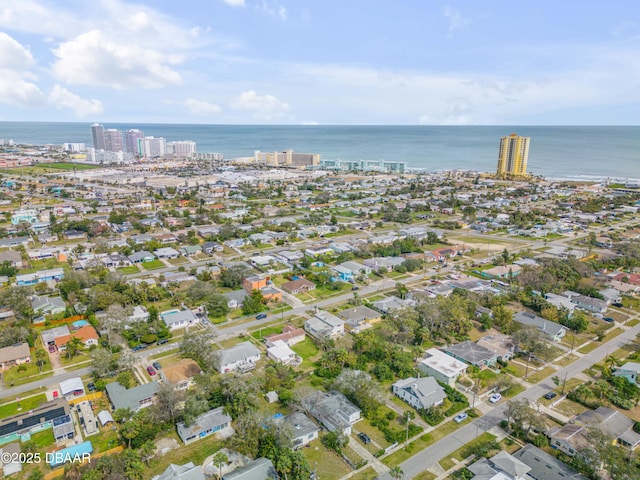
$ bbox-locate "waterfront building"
[104,128,123,152]
[124,129,144,154]
[319,158,406,173]
[138,136,167,158]
[167,140,197,157]
[90,123,105,150]
[254,149,319,167]
[496,133,529,176]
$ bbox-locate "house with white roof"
[218,342,261,374]
[304,311,344,340]
[266,340,301,366]
[418,348,467,386]
[160,309,198,330]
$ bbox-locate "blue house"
[16,268,65,286]
[613,362,640,385]
[330,265,353,283]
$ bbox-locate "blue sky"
[0,0,638,124]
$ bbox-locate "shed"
[97,410,114,426]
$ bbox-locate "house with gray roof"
[154,462,205,480]
[218,342,261,374]
[176,407,232,445]
[613,361,640,385]
[279,412,320,449]
[41,326,70,347]
[445,340,498,368]
[392,377,446,410]
[160,309,198,330]
[468,450,531,480]
[224,289,248,309]
[338,305,382,332]
[31,296,66,316]
[222,458,277,480]
[128,250,155,263]
[304,311,344,340]
[306,390,361,435]
[371,296,416,314]
[105,381,159,412]
[512,444,587,480]
[0,342,30,368]
[513,311,566,342]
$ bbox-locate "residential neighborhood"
[0,138,639,480]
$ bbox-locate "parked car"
[157,338,169,345]
[544,392,557,400]
[603,317,615,323]
[87,382,95,392]
[152,361,162,370]
[613,302,624,308]
[256,313,267,320]
[351,286,360,291]
[489,393,502,404]
[146,366,156,376]
[454,413,468,423]
[132,344,148,352]
[357,433,371,444]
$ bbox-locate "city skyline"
[0,1,639,125]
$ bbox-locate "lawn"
[142,259,166,270]
[28,428,55,449]
[147,433,224,478]
[0,393,47,417]
[553,398,588,417]
[3,361,53,387]
[525,366,556,383]
[37,162,100,170]
[167,257,189,265]
[438,432,497,471]
[116,265,140,275]
[354,419,391,450]
[250,326,282,340]
[303,439,351,480]
[349,467,378,480]
[383,433,434,467]
[292,338,320,360]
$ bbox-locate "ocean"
[0,122,638,181]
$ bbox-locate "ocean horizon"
[1,122,639,181]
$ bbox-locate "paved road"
[382,320,640,480]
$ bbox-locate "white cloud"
[443,6,471,33]
[0,32,35,70]
[0,32,43,108]
[0,0,84,37]
[231,90,290,120]
[223,0,245,6]
[182,98,222,116]
[256,1,287,21]
[52,30,183,89]
[48,85,103,117]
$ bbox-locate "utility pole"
[524,353,532,380]
[561,370,568,396]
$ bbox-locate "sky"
[0,0,639,125]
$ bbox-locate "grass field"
[303,438,351,480]
[37,162,100,170]
[142,259,166,270]
[438,432,497,471]
[0,393,47,418]
[116,265,140,275]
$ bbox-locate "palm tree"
[120,419,141,449]
[138,440,156,466]
[390,466,404,480]
[65,337,83,360]
[64,463,82,480]
[35,348,47,373]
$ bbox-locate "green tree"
[390,466,404,480]
[120,419,141,448]
[65,336,84,360]
[213,451,228,479]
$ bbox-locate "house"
[41,326,71,349]
[513,311,566,342]
[481,264,522,279]
[339,305,382,332]
[306,390,361,435]
[222,458,277,480]
[179,245,202,257]
[549,406,640,455]
[176,407,232,445]
[243,276,268,293]
[330,265,353,282]
[445,340,498,368]
[105,381,159,412]
[0,250,25,268]
[128,305,150,323]
[280,412,320,449]
[16,268,64,286]
[260,286,283,303]
[154,247,180,259]
[103,253,132,268]
[160,309,198,330]
[467,450,532,480]
[224,290,248,309]
[280,278,316,295]
[567,293,608,314]
[202,241,223,254]
[55,325,99,350]
[613,362,640,385]
[304,311,345,340]
[264,325,306,348]
[476,334,515,362]
[31,296,66,316]
[155,462,205,480]
[128,251,155,264]
[512,444,587,480]
[218,342,261,374]
[249,255,275,267]
[277,250,304,263]
[392,377,446,410]
[159,358,202,390]
[544,293,576,315]
[364,256,405,273]
[266,340,301,366]
[418,348,467,386]
[600,288,622,305]
[59,377,85,400]
[339,260,372,276]
[371,296,416,314]
[0,342,31,368]
[0,399,74,443]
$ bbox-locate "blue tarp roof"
[49,441,93,467]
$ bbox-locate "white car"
[489,393,502,404]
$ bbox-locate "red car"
[146,366,156,376]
